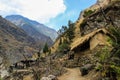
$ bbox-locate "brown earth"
[58,68,86,80]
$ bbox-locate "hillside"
[5,15,58,42]
[52,0,120,52]
[1,0,120,80]
[0,16,37,65]
[49,0,120,80]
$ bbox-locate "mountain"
[1,0,120,80]
[5,15,58,41]
[0,16,37,65]
[5,15,54,48]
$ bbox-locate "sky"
[0,0,97,30]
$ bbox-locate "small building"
[71,28,113,53]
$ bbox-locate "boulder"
[41,75,58,80]
[80,64,94,76]
[48,75,58,80]
[41,77,50,80]
[0,69,9,78]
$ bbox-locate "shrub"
[66,21,75,42]
[43,43,49,56]
[58,42,69,52]
[83,10,94,17]
[95,26,120,79]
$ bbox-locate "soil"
[58,68,86,80]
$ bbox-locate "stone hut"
[71,28,113,53]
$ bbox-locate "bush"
[95,26,120,79]
[95,63,102,71]
[43,43,49,56]
[66,21,75,42]
[110,65,120,77]
[83,10,94,17]
[58,42,69,52]
[109,26,120,45]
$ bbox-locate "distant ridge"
[5,15,58,41]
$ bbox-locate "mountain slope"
[2,0,120,80]
[0,16,37,65]
[50,0,120,79]
[5,15,58,41]
[52,0,120,52]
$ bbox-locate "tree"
[58,41,69,52]
[66,20,75,42]
[43,43,49,55]
[57,26,67,36]
[62,26,67,32]
[68,20,72,27]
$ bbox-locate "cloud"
[0,0,66,23]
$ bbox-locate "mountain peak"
[5,15,58,41]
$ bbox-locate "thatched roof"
[70,28,109,51]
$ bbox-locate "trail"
[58,68,86,80]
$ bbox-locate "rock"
[48,75,58,80]
[41,75,58,80]
[41,77,50,80]
[68,51,74,60]
[80,64,94,76]
[0,58,9,79]
[0,69,9,78]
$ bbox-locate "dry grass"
[70,28,108,50]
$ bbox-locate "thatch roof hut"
[71,28,112,52]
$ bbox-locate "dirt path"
[58,68,86,80]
